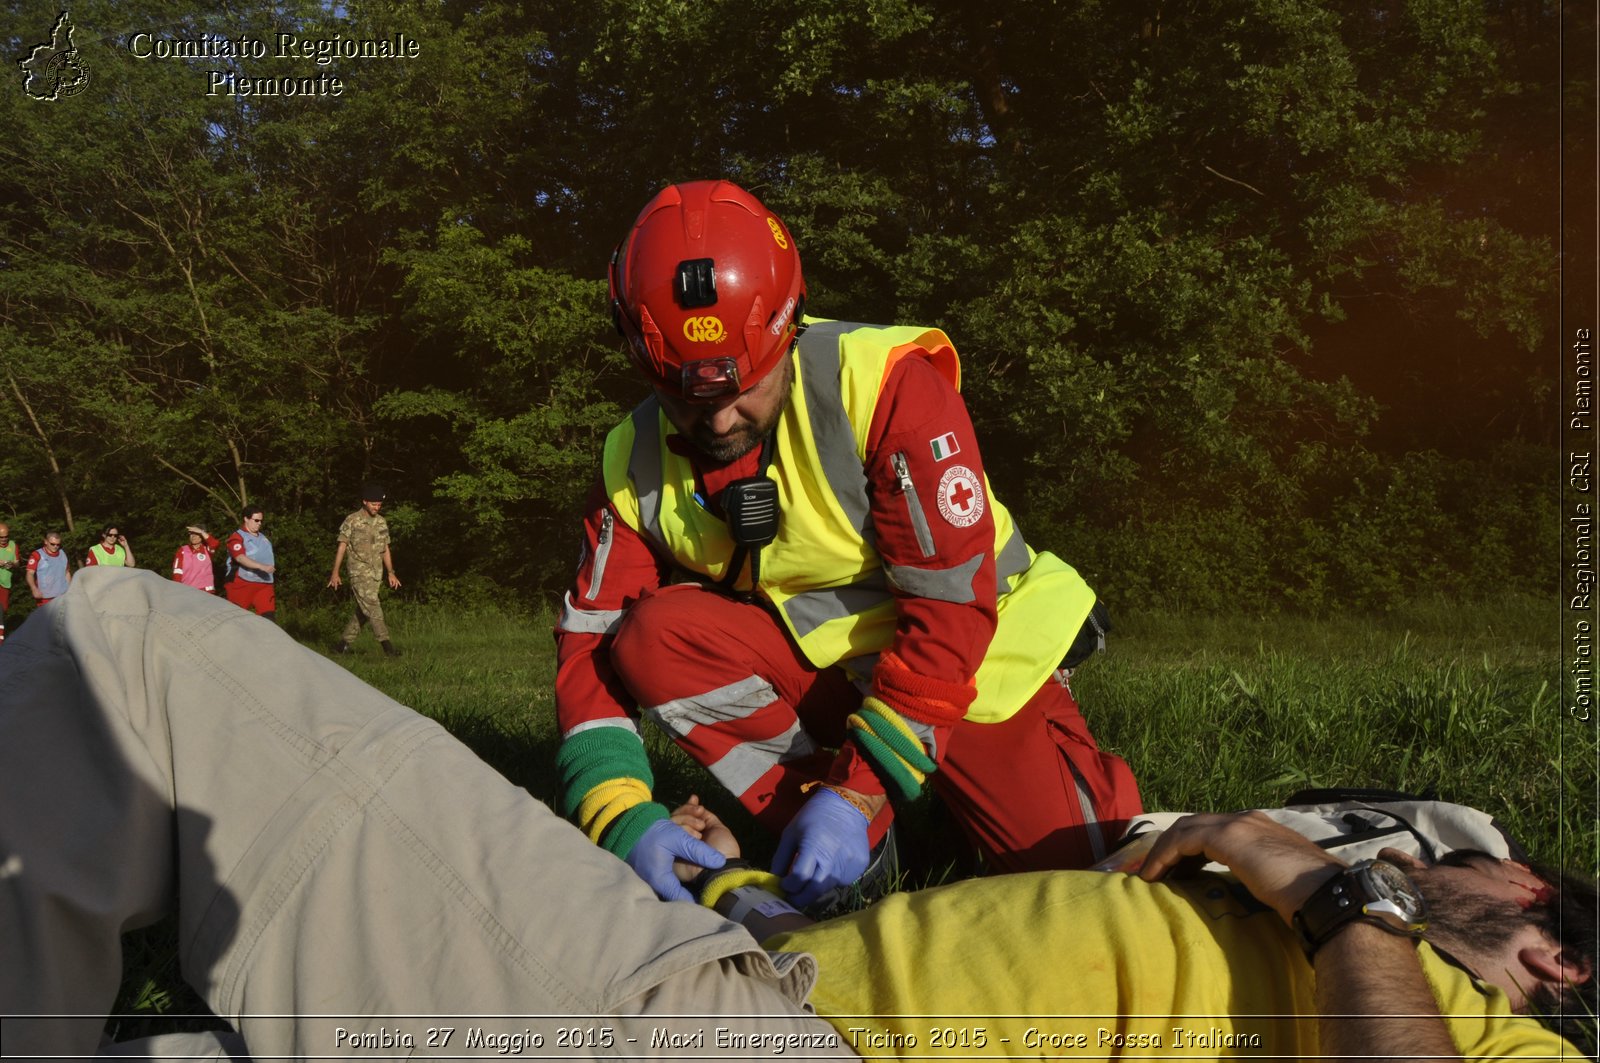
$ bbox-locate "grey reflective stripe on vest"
[797,322,875,545]
[773,320,897,639]
[801,321,1033,583]
[996,526,1030,586]
[627,397,666,543]
[557,591,624,635]
[783,570,891,639]
[885,551,985,604]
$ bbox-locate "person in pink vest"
[171,525,220,594]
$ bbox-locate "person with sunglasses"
[24,530,71,605]
[554,181,1140,911]
[224,506,277,621]
[83,523,135,569]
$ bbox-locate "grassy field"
[1088,599,1592,870]
[108,592,1595,1035]
[282,592,1592,871]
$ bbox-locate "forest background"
[6,0,1598,1033]
[1,0,1578,616]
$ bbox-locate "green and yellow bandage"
[847,696,938,802]
[555,725,669,858]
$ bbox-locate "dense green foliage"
[1,0,1560,610]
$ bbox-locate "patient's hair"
[1524,861,1597,1059]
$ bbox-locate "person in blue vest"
[554,180,1143,911]
[224,506,277,622]
[25,529,71,605]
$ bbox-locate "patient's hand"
[670,795,741,883]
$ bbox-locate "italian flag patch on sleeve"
[929,432,960,461]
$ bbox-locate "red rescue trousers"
[608,585,1143,871]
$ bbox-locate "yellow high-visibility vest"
[604,319,1095,722]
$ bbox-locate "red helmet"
[609,180,805,401]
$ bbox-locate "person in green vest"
[0,523,17,644]
[83,523,135,569]
[554,180,1141,911]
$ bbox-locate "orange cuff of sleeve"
[872,650,976,727]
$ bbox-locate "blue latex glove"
[624,818,727,902]
[772,787,871,909]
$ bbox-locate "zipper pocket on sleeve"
[586,509,614,600]
[891,452,937,559]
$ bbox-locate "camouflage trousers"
[340,574,390,643]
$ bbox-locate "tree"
[0,0,1560,608]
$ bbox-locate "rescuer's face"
[656,353,793,464]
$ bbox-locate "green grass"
[109,593,1594,1033]
[1072,595,1591,872]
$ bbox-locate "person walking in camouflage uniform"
[328,483,402,657]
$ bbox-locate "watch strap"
[1292,860,1425,958]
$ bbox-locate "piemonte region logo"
[19,11,91,101]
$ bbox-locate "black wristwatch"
[1292,859,1428,957]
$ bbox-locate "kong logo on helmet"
[683,316,726,344]
[608,180,807,401]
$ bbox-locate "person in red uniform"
[555,182,1141,910]
[224,507,276,621]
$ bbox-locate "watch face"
[1364,860,1428,928]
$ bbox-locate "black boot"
[332,641,350,655]
[381,640,401,658]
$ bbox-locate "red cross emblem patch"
[936,465,985,527]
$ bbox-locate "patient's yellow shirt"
[768,871,1575,1060]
